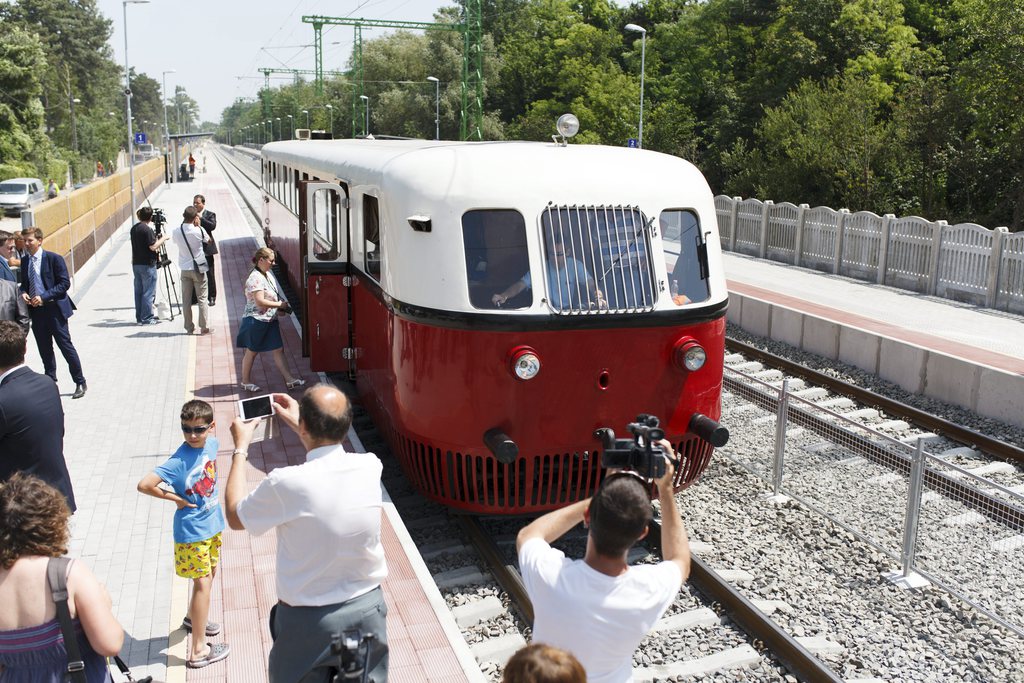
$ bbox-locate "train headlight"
[673,339,706,372]
[509,346,541,380]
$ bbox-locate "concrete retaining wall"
[727,291,1024,429]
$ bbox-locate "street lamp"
[275,117,281,141]
[359,95,369,137]
[624,23,646,149]
[162,69,175,152]
[265,119,271,144]
[302,109,310,128]
[426,76,440,140]
[286,114,293,140]
[123,0,150,217]
[325,104,333,138]
[69,98,81,152]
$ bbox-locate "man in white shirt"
[516,447,689,683]
[225,385,388,683]
[169,205,210,335]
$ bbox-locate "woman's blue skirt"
[236,315,283,352]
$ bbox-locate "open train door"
[300,180,350,373]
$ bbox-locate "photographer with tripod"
[516,418,690,683]
[130,206,170,325]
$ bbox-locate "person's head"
[252,247,275,273]
[137,206,154,223]
[21,227,44,255]
[298,384,352,448]
[193,194,205,212]
[502,644,586,683]
[585,473,653,557]
[549,233,567,268]
[0,230,13,260]
[180,399,215,449]
[0,473,71,570]
[13,233,25,251]
[0,321,28,370]
[183,205,199,224]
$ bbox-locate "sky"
[95,0,458,123]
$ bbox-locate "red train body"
[260,139,728,514]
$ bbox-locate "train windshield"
[462,210,533,310]
[541,205,657,314]
[661,209,711,305]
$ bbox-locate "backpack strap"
[46,557,88,683]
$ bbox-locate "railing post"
[986,227,1008,309]
[928,220,946,295]
[729,196,741,252]
[877,213,894,284]
[759,200,773,259]
[772,379,790,496]
[900,438,926,578]
[832,208,849,274]
[793,203,808,266]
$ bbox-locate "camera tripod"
[157,247,180,321]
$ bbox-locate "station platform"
[723,252,1024,429]
[31,157,483,682]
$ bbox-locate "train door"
[300,180,350,372]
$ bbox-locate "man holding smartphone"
[224,385,388,682]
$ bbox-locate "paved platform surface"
[29,157,481,682]
[724,252,1024,373]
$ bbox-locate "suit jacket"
[19,249,76,320]
[0,257,15,282]
[0,365,76,512]
[199,209,218,256]
[0,279,30,331]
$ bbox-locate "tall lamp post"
[286,114,293,140]
[325,104,333,138]
[162,69,175,152]
[302,109,310,129]
[624,23,646,149]
[123,0,150,217]
[426,76,439,140]
[275,117,281,141]
[265,119,271,144]
[359,95,369,137]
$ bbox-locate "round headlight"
[556,113,580,138]
[510,346,542,380]
[673,338,706,372]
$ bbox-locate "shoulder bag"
[179,225,208,274]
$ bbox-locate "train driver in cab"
[492,233,606,311]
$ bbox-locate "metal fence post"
[833,208,849,274]
[928,220,946,295]
[877,214,894,284]
[793,203,808,266]
[900,438,926,578]
[772,379,790,496]
[729,197,741,252]
[986,227,1008,308]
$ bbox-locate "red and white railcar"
[260,138,728,514]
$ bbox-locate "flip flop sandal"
[181,616,222,636]
[187,642,231,668]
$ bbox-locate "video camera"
[594,414,676,480]
[329,629,377,683]
[150,207,172,269]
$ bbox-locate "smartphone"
[238,394,275,421]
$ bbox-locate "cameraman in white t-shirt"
[516,444,689,683]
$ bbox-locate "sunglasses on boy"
[181,424,212,435]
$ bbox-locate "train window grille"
[660,209,712,305]
[541,205,657,314]
[363,195,382,278]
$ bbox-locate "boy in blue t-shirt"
[137,399,231,668]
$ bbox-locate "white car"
[133,143,160,163]
[0,177,45,216]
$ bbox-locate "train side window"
[462,210,532,310]
[292,169,299,213]
[660,209,711,305]
[364,195,382,278]
[310,187,339,261]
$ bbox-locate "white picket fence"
[715,196,1024,313]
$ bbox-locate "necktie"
[30,255,43,298]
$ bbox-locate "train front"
[381,143,729,514]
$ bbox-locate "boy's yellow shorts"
[173,532,222,579]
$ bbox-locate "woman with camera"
[236,247,305,392]
[0,473,125,681]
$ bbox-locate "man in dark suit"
[19,227,87,399]
[193,194,218,306]
[0,230,17,282]
[0,321,76,511]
